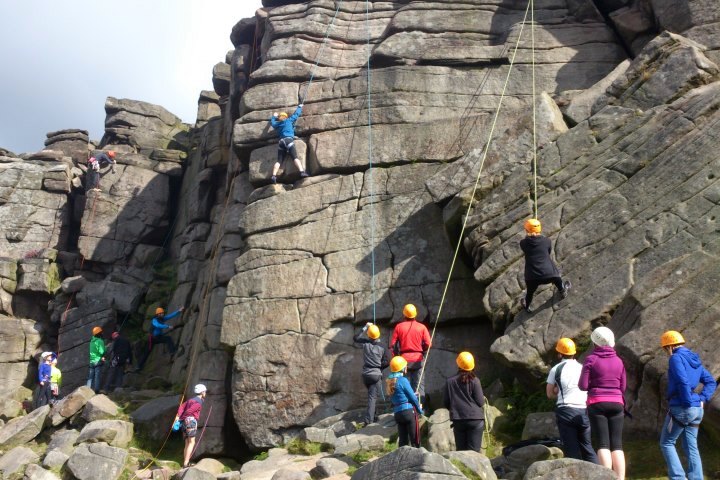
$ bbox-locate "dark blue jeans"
[555,406,599,463]
[86,362,103,393]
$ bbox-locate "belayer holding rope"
[520,218,569,313]
[387,356,423,447]
[390,304,431,405]
[174,384,208,469]
[269,104,310,184]
[354,322,391,426]
[444,352,486,452]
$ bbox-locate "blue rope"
[301,1,344,102]
[366,0,377,325]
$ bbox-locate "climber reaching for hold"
[353,322,391,426]
[269,104,309,183]
[520,218,569,313]
[85,150,117,192]
[135,306,184,371]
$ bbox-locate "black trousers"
[588,402,624,450]
[395,409,419,447]
[363,372,382,424]
[525,276,564,306]
[452,419,485,452]
[555,407,599,463]
[104,364,126,391]
[35,383,52,408]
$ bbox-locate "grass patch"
[347,465,358,475]
[253,450,269,461]
[349,440,397,464]
[128,429,184,467]
[624,436,720,479]
[451,459,483,480]
[285,438,333,456]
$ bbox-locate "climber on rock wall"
[390,303,431,404]
[175,383,208,468]
[520,218,569,313]
[353,322,391,426]
[135,306,184,371]
[659,330,717,480]
[546,338,598,463]
[103,331,133,393]
[85,150,116,191]
[269,104,309,184]
[387,356,423,448]
[87,326,106,393]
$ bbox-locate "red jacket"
[177,396,204,421]
[390,320,431,363]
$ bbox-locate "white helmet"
[591,326,615,347]
[194,384,207,394]
[40,351,53,360]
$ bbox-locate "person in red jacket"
[175,384,207,468]
[390,304,431,402]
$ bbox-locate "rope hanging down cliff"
[365,0,378,325]
[415,0,538,392]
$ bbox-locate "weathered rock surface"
[0,404,49,446]
[81,394,120,421]
[66,442,127,480]
[524,458,617,479]
[351,446,465,479]
[443,451,497,480]
[0,316,41,393]
[76,419,134,448]
[25,464,62,480]
[49,386,95,427]
[521,412,559,440]
[0,446,39,477]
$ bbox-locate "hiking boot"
[520,297,533,313]
[271,175,277,184]
[299,171,309,178]
[560,289,569,299]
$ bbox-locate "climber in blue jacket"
[659,330,717,480]
[136,306,184,371]
[269,104,310,184]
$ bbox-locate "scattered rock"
[130,394,181,441]
[25,464,62,480]
[0,446,39,477]
[506,444,564,477]
[49,386,95,427]
[0,404,50,446]
[443,450,497,480]
[333,433,385,456]
[81,394,119,422]
[427,408,455,453]
[175,466,216,480]
[351,446,465,479]
[310,456,356,478]
[76,419,134,448]
[194,457,226,475]
[270,470,310,480]
[42,449,70,469]
[67,442,128,480]
[0,397,23,421]
[522,412,559,440]
[524,458,617,479]
[61,275,87,293]
[300,427,336,445]
[47,428,80,454]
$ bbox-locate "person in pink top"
[579,326,626,480]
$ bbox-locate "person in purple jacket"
[579,326,626,480]
[659,330,717,480]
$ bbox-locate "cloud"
[0,0,262,153]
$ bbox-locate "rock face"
[66,442,128,480]
[351,446,465,479]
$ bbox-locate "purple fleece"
[579,346,626,405]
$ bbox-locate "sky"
[0,0,263,154]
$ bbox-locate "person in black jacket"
[103,331,133,392]
[520,218,568,313]
[444,352,485,452]
[354,322,391,425]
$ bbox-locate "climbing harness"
[415,0,538,392]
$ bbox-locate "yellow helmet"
[661,330,685,348]
[524,218,541,234]
[278,112,288,120]
[390,356,408,373]
[367,324,380,340]
[403,304,417,319]
[456,351,475,371]
[555,338,576,356]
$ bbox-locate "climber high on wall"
[269,104,310,184]
[520,218,570,313]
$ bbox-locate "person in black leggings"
[520,218,568,312]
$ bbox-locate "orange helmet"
[367,324,380,340]
[661,330,685,348]
[555,338,576,356]
[92,326,103,336]
[278,112,288,120]
[155,307,165,315]
[456,352,475,371]
[390,356,408,373]
[403,304,417,319]
[524,218,541,234]
[107,150,116,158]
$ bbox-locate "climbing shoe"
[520,298,533,313]
[300,171,309,178]
[560,280,571,299]
[271,175,277,184]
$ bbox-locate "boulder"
[0,397,23,421]
[270,470,311,480]
[427,408,454,453]
[175,467,215,480]
[61,275,87,293]
[506,445,564,477]
[81,394,120,422]
[333,433,385,456]
[194,458,226,475]
[0,404,50,446]
[0,446,39,477]
[300,427,336,445]
[76,419,134,448]
[130,395,181,441]
[443,451,497,480]
[25,464,62,480]
[217,472,241,480]
[524,458,617,479]
[66,442,127,480]
[351,446,465,479]
[42,449,70,469]
[522,412,560,440]
[310,456,356,479]
[49,386,95,426]
[47,428,80,454]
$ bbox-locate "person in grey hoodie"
[354,323,390,425]
[659,330,717,480]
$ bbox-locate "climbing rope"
[531,0,538,218]
[415,0,536,392]
[301,0,344,102]
[365,0,377,324]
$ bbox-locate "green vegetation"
[450,459,483,480]
[284,438,333,456]
[253,450,269,461]
[128,429,184,467]
[349,440,397,464]
[495,383,555,439]
[623,437,720,480]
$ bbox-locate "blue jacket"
[151,309,182,337]
[390,374,422,414]
[38,363,51,383]
[667,346,717,407]
[270,106,302,139]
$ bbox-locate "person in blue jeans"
[387,356,423,447]
[659,330,716,480]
